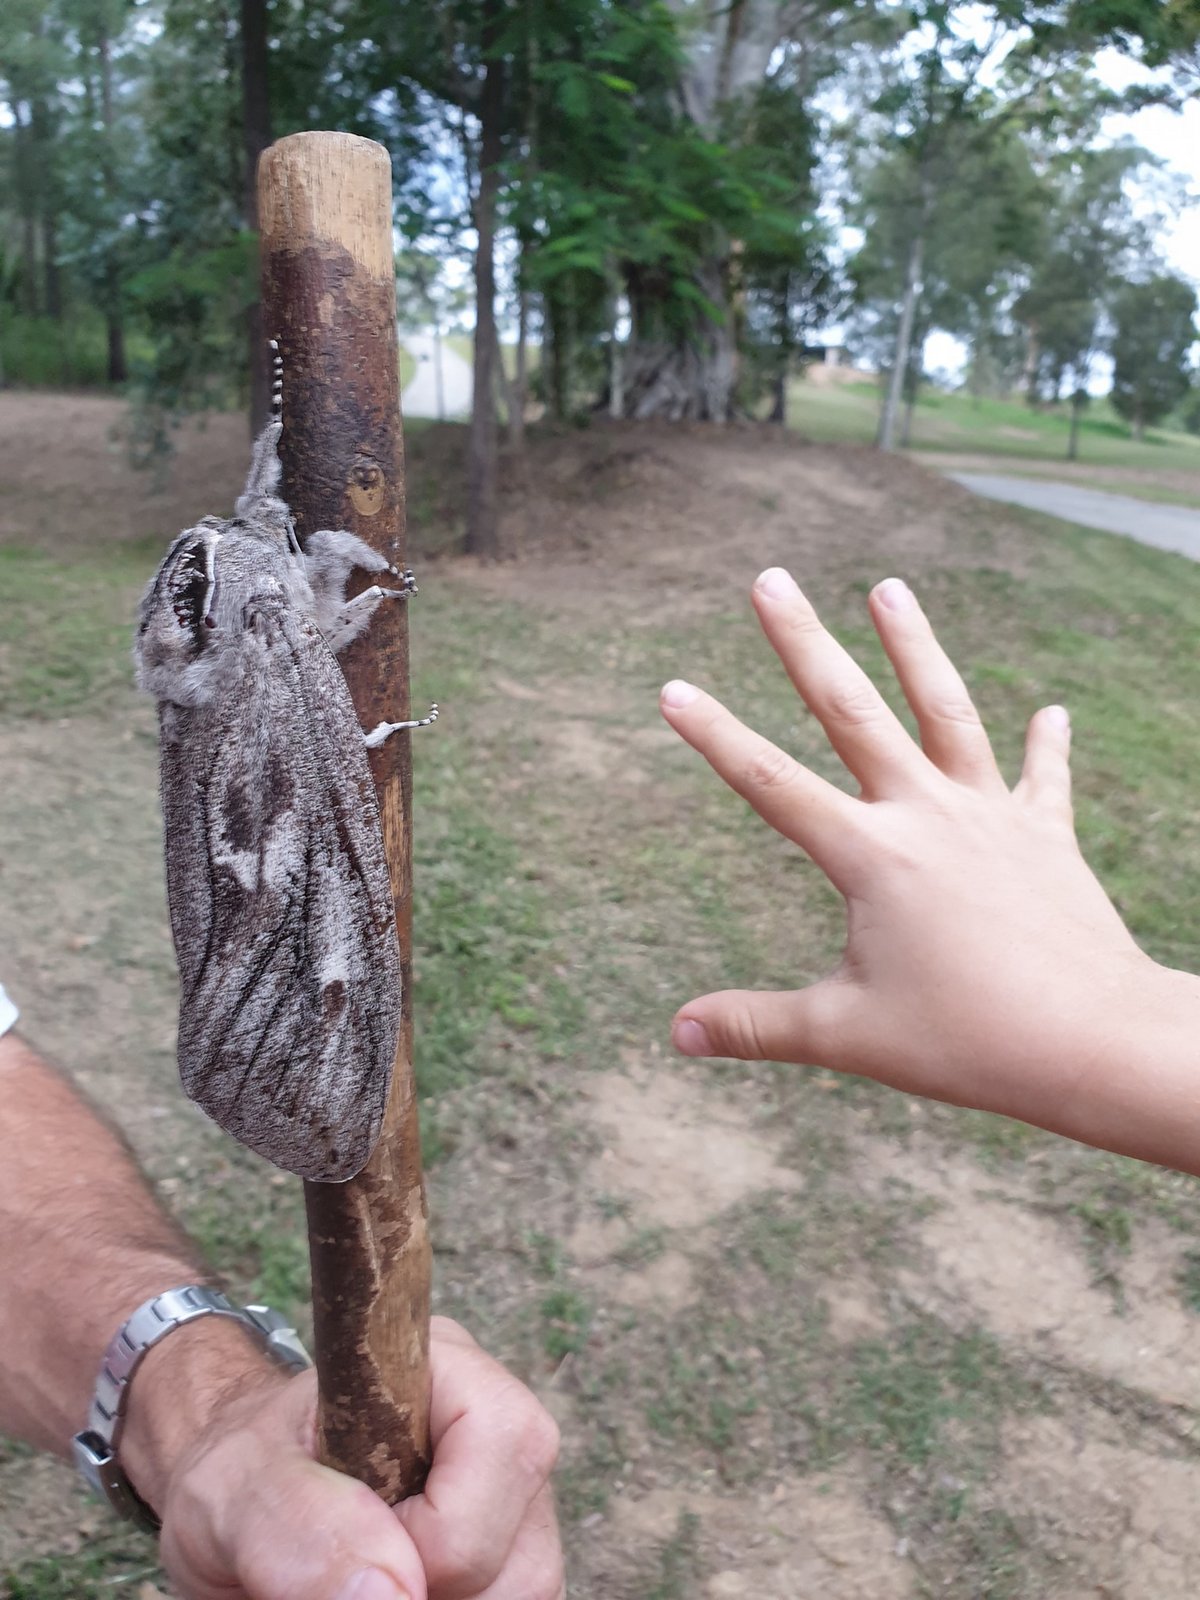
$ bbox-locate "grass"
[789,374,1200,478]
[3,1539,159,1599]
[0,544,156,718]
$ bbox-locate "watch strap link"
[73,1285,310,1535]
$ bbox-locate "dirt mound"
[0,391,248,552]
[407,418,1002,610]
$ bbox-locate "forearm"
[0,1033,277,1509]
[1067,958,1200,1177]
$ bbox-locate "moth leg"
[363,704,440,747]
[305,528,417,643]
[321,578,418,653]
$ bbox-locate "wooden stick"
[257,130,432,1501]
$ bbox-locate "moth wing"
[161,613,401,1181]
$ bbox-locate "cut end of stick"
[258,133,394,280]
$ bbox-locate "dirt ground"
[3,392,1200,1598]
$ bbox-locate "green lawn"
[789,375,1200,476]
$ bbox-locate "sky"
[1097,48,1200,281]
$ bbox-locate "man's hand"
[660,568,1200,1174]
[157,1317,562,1600]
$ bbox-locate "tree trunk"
[622,253,736,421]
[30,91,61,322]
[1023,323,1041,408]
[99,32,128,384]
[1067,391,1083,461]
[1133,409,1145,442]
[241,0,273,432]
[899,325,927,449]
[546,287,569,422]
[767,271,791,425]
[11,107,40,317]
[878,230,924,451]
[465,0,504,559]
[41,213,62,322]
[509,283,527,451]
[106,315,127,385]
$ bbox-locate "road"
[401,329,473,419]
[950,472,1200,561]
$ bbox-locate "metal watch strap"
[72,1285,311,1535]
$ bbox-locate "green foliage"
[1108,271,1198,435]
[0,0,1195,434]
[0,309,117,388]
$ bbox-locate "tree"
[1109,272,1197,438]
[848,96,1046,443]
[1014,142,1151,457]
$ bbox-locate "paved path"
[950,472,1200,561]
[401,329,472,419]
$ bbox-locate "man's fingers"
[868,578,1004,791]
[1014,705,1073,816]
[396,1318,560,1600]
[160,1375,429,1600]
[672,981,855,1069]
[659,679,861,883]
[750,568,924,798]
[467,1487,564,1600]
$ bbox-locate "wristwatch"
[72,1285,311,1534]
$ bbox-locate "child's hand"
[660,568,1200,1171]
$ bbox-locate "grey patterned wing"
[160,612,401,1182]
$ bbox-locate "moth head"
[135,520,229,693]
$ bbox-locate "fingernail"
[875,577,914,612]
[333,1570,405,1600]
[755,567,799,600]
[661,679,699,709]
[673,1017,714,1056]
[1045,704,1070,733]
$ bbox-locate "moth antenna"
[269,338,283,421]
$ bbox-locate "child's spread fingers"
[750,569,924,799]
[868,578,1005,792]
[659,679,859,880]
[1014,705,1073,817]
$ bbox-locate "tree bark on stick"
[258,131,433,1503]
